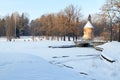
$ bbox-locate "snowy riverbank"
[0,38,120,80]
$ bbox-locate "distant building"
[83,15,94,40]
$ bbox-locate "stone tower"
[83,15,94,41]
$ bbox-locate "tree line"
[31,4,83,41]
[0,12,30,41]
[0,0,120,41]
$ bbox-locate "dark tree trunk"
[73,36,75,41]
[110,20,113,42]
[68,36,70,41]
[63,35,66,41]
[75,36,77,41]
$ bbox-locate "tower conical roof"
[84,21,94,28]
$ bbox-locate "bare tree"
[56,11,67,41]
[64,4,82,41]
[114,0,120,41]
[5,16,13,41]
[101,0,117,41]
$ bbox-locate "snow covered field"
[0,37,120,80]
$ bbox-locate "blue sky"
[0,0,105,20]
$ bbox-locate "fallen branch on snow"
[100,55,115,63]
[48,45,76,48]
[79,72,88,75]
